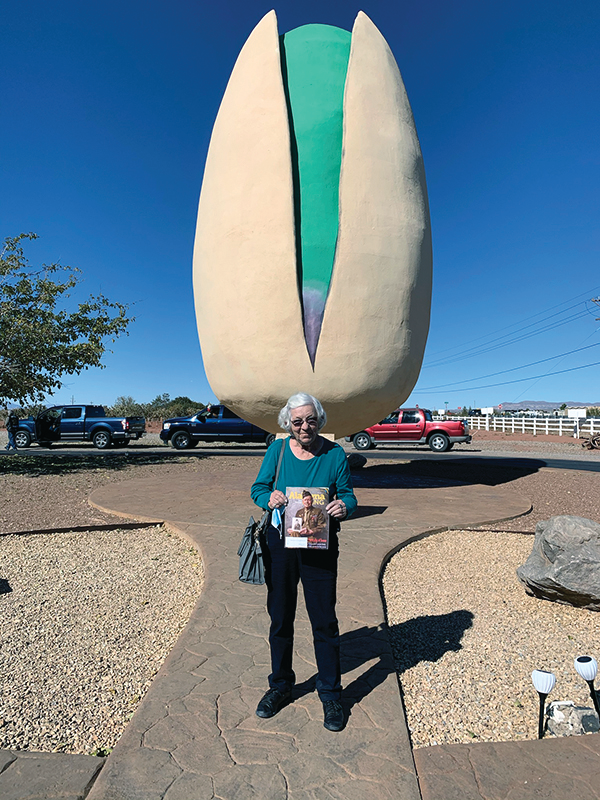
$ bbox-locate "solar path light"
[574,656,600,719]
[531,670,556,739]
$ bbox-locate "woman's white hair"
[278,393,327,432]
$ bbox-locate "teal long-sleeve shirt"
[251,437,357,518]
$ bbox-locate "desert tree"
[0,233,132,406]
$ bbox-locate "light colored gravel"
[382,440,600,748]
[384,526,600,748]
[0,525,203,755]
[379,436,600,748]
[360,440,600,748]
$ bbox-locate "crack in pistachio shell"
[280,24,350,363]
[302,284,327,366]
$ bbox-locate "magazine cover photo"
[284,487,330,549]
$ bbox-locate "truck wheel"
[171,431,191,450]
[353,432,373,451]
[265,434,276,447]
[93,430,112,449]
[14,431,31,448]
[429,433,450,452]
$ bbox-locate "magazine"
[284,487,329,549]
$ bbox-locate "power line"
[511,327,600,403]
[424,307,588,368]
[425,284,600,359]
[412,359,600,395]
[417,342,600,390]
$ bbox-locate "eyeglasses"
[291,417,318,428]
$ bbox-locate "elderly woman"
[251,392,357,732]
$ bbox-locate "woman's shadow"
[293,610,474,720]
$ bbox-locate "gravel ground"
[0,525,203,755]
[383,446,600,748]
[384,529,600,748]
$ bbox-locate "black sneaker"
[256,688,292,718]
[322,699,344,731]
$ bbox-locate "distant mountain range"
[498,400,600,411]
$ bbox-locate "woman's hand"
[268,490,288,510]
[326,499,347,519]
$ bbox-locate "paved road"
[3,440,600,473]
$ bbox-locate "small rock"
[546,700,600,737]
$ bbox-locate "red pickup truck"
[345,408,471,452]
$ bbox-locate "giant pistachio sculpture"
[193,10,432,435]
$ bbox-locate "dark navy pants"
[264,526,341,701]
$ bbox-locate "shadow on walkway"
[351,505,388,519]
[352,458,545,489]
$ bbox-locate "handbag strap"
[257,437,286,532]
[273,436,286,487]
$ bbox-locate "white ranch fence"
[434,415,600,438]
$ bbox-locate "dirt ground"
[471,428,584,446]
[0,452,254,533]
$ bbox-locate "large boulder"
[516,515,600,611]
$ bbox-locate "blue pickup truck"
[14,405,146,449]
[160,404,275,449]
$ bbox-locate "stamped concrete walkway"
[83,462,530,800]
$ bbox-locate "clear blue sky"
[2,0,599,411]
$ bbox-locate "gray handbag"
[238,439,285,585]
